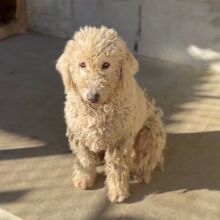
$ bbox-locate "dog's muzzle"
[87,91,100,103]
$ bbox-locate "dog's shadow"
[125,131,220,203]
[90,131,220,203]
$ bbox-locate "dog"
[56,26,166,203]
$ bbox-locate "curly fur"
[56,26,166,203]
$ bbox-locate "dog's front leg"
[105,140,131,203]
[71,141,96,189]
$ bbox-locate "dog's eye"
[79,62,86,68]
[102,62,110,69]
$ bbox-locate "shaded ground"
[0,34,220,220]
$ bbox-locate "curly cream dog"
[56,26,166,203]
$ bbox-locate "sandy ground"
[0,34,220,220]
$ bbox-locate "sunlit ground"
[166,70,220,133]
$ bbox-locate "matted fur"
[56,26,166,203]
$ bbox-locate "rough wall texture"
[26,0,220,66]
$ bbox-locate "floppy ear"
[56,40,74,93]
[122,49,139,76]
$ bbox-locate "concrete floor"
[0,34,220,220]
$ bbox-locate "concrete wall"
[26,0,139,52]
[26,0,220,66]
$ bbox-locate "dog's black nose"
[87,92,100,103]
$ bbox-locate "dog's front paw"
[73,172,95,190]
[107,188,129,203]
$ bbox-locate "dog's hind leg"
[132,115,166,183]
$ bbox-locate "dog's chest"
[65,100,129,152]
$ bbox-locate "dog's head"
[56,26,139,106]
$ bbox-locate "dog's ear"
[56,40,74,93]
[122,48,139,76]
